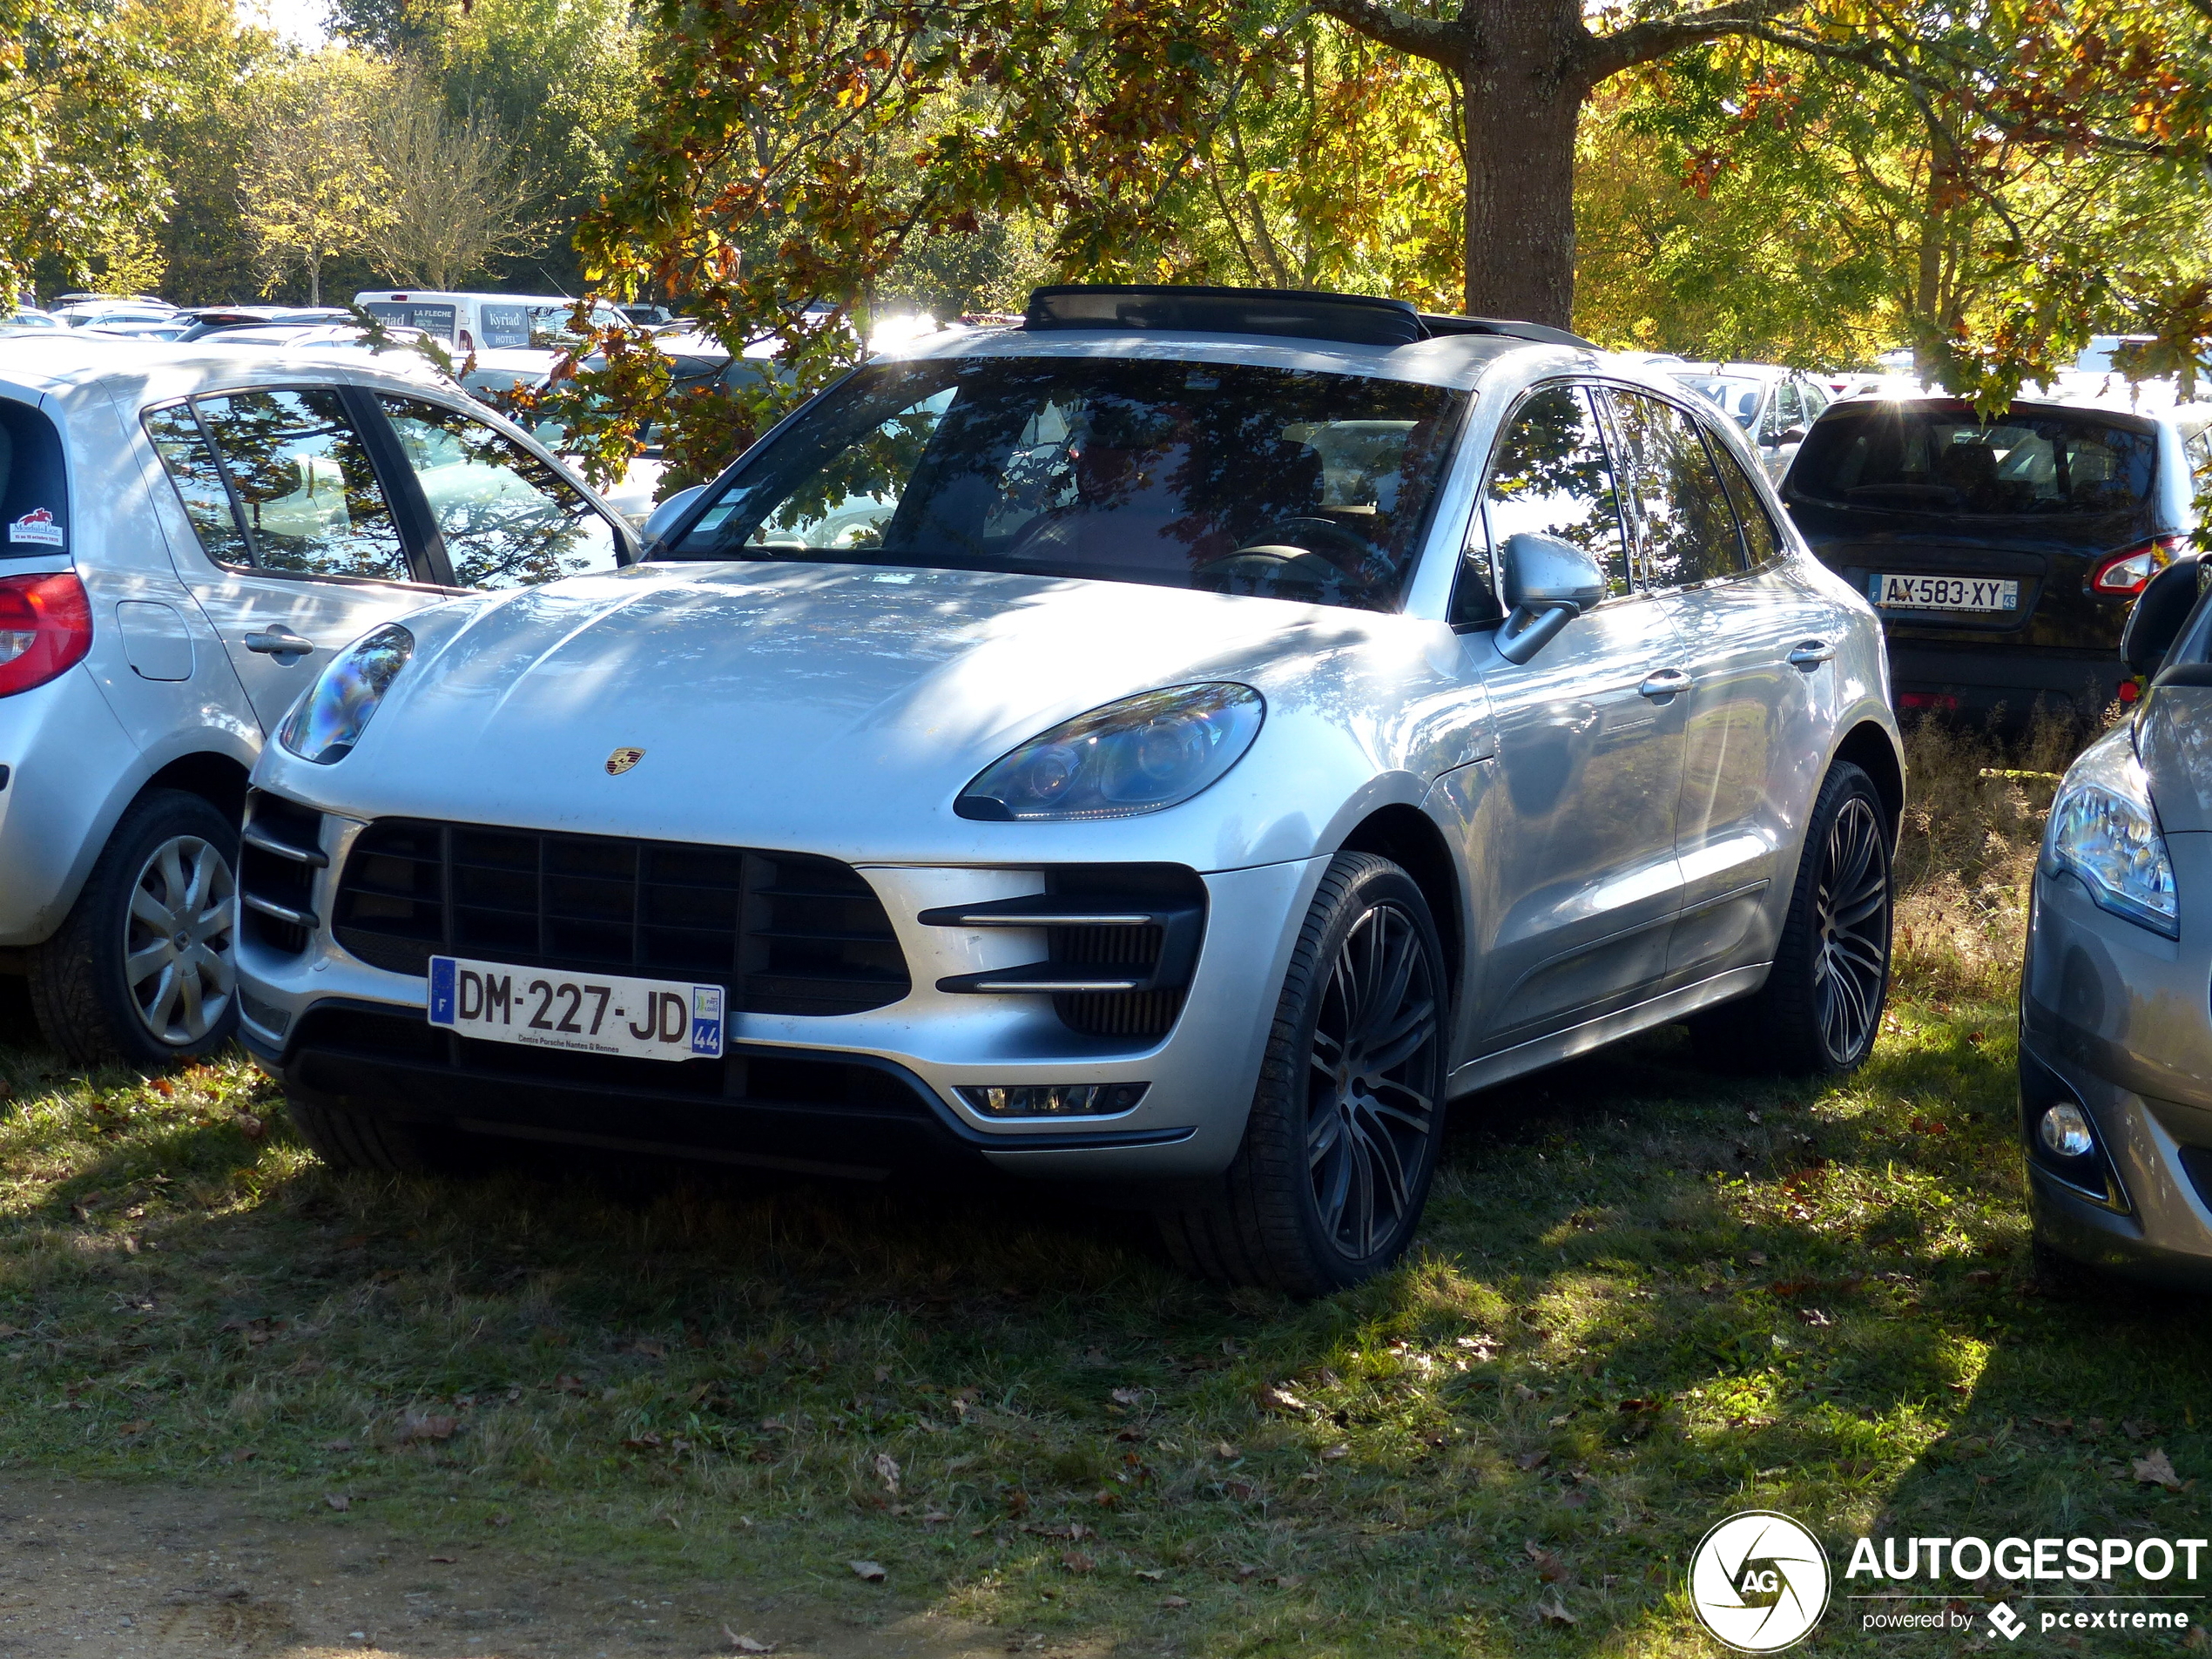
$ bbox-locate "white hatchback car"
[0,334,635,1069]
[237,287,1903,1292]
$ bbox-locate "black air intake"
[332,819,909,1016]
[238,789,326,956]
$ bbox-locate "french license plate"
[426,955,724,1062]
[1872,572,2020,612]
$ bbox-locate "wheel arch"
[1832,719,1905,844]
[139,751,251,827]
[1335,803,1463,999]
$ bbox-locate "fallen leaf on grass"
[324,1494,351,1512]
[1320,1444,1348,1460]
[553,1374,587,1394]
[428,1554,455,1563]
[1161,1596,1190,1609]
[222,1447,256,1463]
[1221,1480,1258,1501]
[1233,1563,1261,1580]
[1536,1588,1576,1627]
[1213,1440,1238,1460]
[1134,1568,1165,1581]
[1516,1450,1550,1471]
[2134,1449,2186,1491]
[233,1111,265,1142]
[1526,1541,1568,1582]
[622,1432,663,1451]
[396,1412,458,1444]
[1797,1308,1834,1327]
[1258,1384,1309,1415]
[921,1510,950,1526]
[630,1338,667,1359]
[118,1420,150,1437]
[874,1452,900,1494]
[725,1631,777,1655]
[1109,1386,1146,1406]
[487,1513,510,1528]
[1061,1552,1096,1574]
[1560,1489,1590,1509]
[848,1560,887,1582]
[1270,1574,1304,1589]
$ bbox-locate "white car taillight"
[2090,535,2189,596]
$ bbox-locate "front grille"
[331,819,909,1016]
[292,1005,935,1115]
[238,790,325,956]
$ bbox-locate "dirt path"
[0,1477,1042,1659]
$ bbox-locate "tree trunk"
[1459,39,1586,326]
[307,256,321,307]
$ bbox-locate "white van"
[353,292,630,354]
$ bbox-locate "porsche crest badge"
[605,747,645,776]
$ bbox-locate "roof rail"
[1417,314,1595,350]
[1022,285,1597,352]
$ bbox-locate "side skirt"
[1445,963,1769,1100]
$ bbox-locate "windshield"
[669,356,1465,610]
[1786,403,2156,516]
[1669,374,1765,428]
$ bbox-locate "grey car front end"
[2021,560,2212,1286]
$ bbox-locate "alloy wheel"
[1812,796,1889,1063]
[123,834,237,1047]
[1305,900,1441,1260]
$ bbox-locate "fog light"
[957,1082,1150,1117]
[2039,1102,2096,1159]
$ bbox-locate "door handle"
[243,628,314,658]
[1787,638,1837,670]
[1639,668,1693,699]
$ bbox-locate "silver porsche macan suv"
[235,286,1904,1293]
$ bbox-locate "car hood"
[2138,683,2212,833]
[312,560,1419,859]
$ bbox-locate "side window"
[194,388,414,581]
[145,403,251,567]
[1800,382,1828,422]
[1608,391,1750,588]
[379,395,623,588]
[2185,426,2212,482]
[1480,386,1632,602]
[1774,383,1803,432]
[1709,438,1785,567]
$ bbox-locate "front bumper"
[2019,848,2212,1288]
[235,804,1326,1182]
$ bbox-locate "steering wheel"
[1195,517,1378,597]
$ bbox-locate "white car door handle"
[1639,668,1693,699]
[244,628,314,658]
[1787,639,1837,670]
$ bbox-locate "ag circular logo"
[1688,1510,1831,1651]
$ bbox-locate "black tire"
[286,1086,482,1176]
[1156,853,1449,1296]
[1690,761,1892,1076]
[25,789,240,1071]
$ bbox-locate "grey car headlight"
[956,683,1264,821]
[277,624,414,765]
[2045,740,2177,937]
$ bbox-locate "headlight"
[277,624,414,765]
[2045,738,2177,936]
[956,683,1264,821]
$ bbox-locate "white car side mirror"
[638,483,706,553]
[1495,531,1607,664]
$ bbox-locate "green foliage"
[2,0,180,302]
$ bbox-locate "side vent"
[920,865,1207,1042]
[237,789,326,956]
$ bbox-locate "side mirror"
[638,483,707,554]
[1775,426,1807,447]
[2122,556,2203,676]
[1494,531,1607,664]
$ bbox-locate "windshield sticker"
[8,509,63,548]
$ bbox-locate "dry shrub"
[1892,710,2107,1001]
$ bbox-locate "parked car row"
[8,285,2207,1295]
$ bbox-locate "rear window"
[1788,403,2155,517]
[0,398,69,558]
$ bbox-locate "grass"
[0,719,2206,1656]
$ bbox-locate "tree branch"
[1580,0,1809,83]
[1311,0,1467,68]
